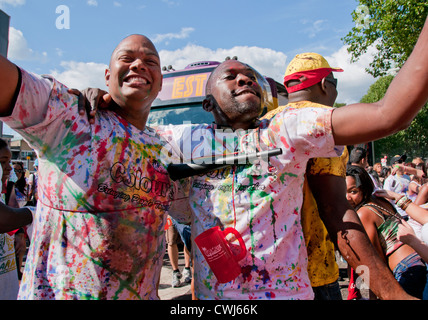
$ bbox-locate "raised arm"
[332,17,428,146]
[0,55,20,115]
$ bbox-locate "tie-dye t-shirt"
[158,103,343,300]
[1,69,187,300]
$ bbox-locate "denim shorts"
[393,252,427,299]
[172,218,192,251]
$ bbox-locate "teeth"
[126,76,148,84]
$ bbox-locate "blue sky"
[1,0,378,136]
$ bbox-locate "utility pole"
[0,9,10,137]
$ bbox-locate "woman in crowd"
[378,166,391,186]
[5,161,29,281]
[346,165,427,299]
[376,187,428,300]
[6,161,28,208]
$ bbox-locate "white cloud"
[325,45,377,104]
[162,0,179,7]
[113,2,122,7]
[7,27,48,64]
[301,19,327,39]
[8,27,35,61]
[152,27,195,44]
[0,0,25,9]
[87,0,98,7]
[159,44,287,83]
[50,61,108,91]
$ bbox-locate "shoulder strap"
[363,204,386,222]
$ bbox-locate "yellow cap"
[283,53,343,93]
[284,52,343,77]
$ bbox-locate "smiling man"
[0,34,187,300]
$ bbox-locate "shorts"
[166,222,182,246]
[172,219,191,251]
[393,252,427,299]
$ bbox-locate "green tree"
[360,76,428,161]
[343,0,428,77]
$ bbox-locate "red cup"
[195,226,247,283]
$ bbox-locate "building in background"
[0,9,9,58]
[10,139,37,172]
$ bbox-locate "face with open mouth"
[105,35,163,111]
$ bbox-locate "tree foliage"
[343,0,428,77]
[360,76,428,160]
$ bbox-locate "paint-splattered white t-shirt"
[2,69,187,300]
[158,103,343,300]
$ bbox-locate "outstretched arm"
[0,55,20,115]
[332,17,428,146]
[414,184,428,206]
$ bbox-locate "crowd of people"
[0,17,427,301]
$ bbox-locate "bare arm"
[308,175,415,299]
[0,204,33,234]
[332,17,428,145]
[398,220,428,262]
[0,55,20,115]
[414,184,428,206]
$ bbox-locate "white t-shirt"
[0,231,19,300]
[2,69,187,300]
[158,102,343,300]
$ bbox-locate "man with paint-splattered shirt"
[0,35,188,300]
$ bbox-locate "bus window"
[147,103,214,126]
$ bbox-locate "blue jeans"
[393,252,427,299]
[313,280,342,300]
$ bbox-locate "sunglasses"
[14,169,24,173]
[324,77,338,88]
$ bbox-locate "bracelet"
[401,199,412,211]
[396,196,409,207]
[395,195,404,204]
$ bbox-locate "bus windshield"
[147,103,214,126]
